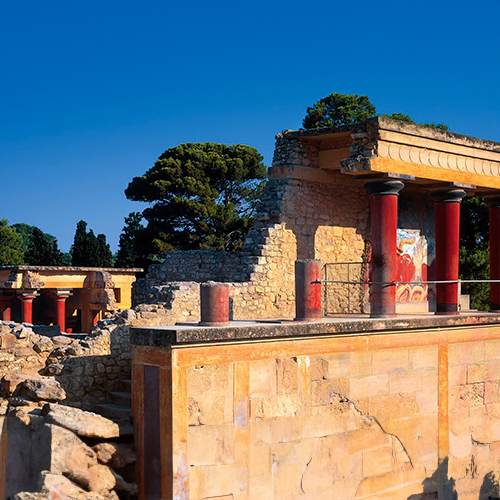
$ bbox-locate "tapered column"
[365,179,404,318]
[0,296,12,321]
[295,259,322,321]
[53,292,72,333]
[431,189,466,315]
[18,293,37,324]
[486,196,500,311]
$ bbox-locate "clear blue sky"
[2,0,500,252]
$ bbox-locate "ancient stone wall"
[132,323,500,500]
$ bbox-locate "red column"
[487,196,500,311]
[18,293,37,324]
[0,296,12,321]
[53,294,71,333]
[431,189,466,315]
[365,179,404,318]
[295,259,322,321]
[199,282,230,326]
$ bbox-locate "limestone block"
[449,341,484,365]
[311,378,349,405]
[324,353,350,378]
[369,393,418,422]
[35,423,97,475]
[467,363,489,384]
[485,380,500,404]
[347,426,392,455]
[18,378,66,402]
[449,364,467,386]
[349,351,372,377]
[33,337,54,353]
[251,394,299,420]
[350,374,388,399]
[449,383,484,409]
[249,360,277,397]
[372,347,409,375]
[449,431,473,459]
[488,359,500,380]
[362,446,402,478]
[68,464,116,494]
[188,393,232,426]
[38,471,89,498]
[189,464,248,500]
[484,338,500,361]
[381,414,438,470]
[470,403,500,443]
[409,345,438,370]
[416,390,438,414]
[0,333,16,349]
[388,370,422,394]
[188,424,234,466]
[42,403,121,439]
[276,358,298,395]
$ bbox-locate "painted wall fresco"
[396,192,436,304]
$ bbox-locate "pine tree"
[0,219,25,265]
[24,227,65,266]
[115,212,147,268]
[70,221,113,267]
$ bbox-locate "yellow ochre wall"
[132,324,500,500]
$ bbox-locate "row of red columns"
[366,179,468,317]
[0,293,70,331]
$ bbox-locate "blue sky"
[1,0,500,252]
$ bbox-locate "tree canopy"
[303,93,376,129]
[24,227,65,266]
[115,212,149,269]
[0,219,25,266]
[70,220,113,267]
[125,142,267,257]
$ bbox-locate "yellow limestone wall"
[132,324,500,500]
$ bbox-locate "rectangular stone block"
[311,378,349,406]
[276,358,298,395]
[449,383,484,409]
[485,380,500,405]
[369,393,418,422]
[349,351,372,377]
[0,333,16,349]
[449,364,467,386]
[189,465,247,500]
[488,359,500,381]
[309,356,328,381]
[325,352,350,378]
[350,374,389,399]
[249,442,270,478]
[467,363,488,384]
[250,394,299,420]
[348,426,391,455]
[409,345,438,370]
[249,360,276,397]
[483,338,500,361]
[362,446,398,477]
[389,370,421,394]
[416,390,438,414]
[449,341,484,366]
[188,424,234,466]
[372,347,408,375]
[188,393,233,426]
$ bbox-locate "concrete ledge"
[130,312,500,347]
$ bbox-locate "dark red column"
[18,293,37,324]
[486,196,500,311]
[53,293,71,333]
[365,179,405,318]
[295,259,322,321]
[199,282,230,326]
[0,296,12,321]
[431,189,466,315]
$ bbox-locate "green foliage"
[125,143,267,257]
[459,196,490,311]
[24,227,65,266]
[70,220,113,267]
[115,212,150,269]
[381,113,415,123]
[0,219,25,265]
[12,223,57,254]
[421,123,450,131]
[303,93,376,129]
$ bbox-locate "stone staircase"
[95,379,133,428]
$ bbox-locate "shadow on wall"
[407,457,500,500]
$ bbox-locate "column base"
[490,303,500,312]
[370,313,397,319]
[435,303,459,316]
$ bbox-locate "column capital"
[430,189,466,203]
[365,179,405,196]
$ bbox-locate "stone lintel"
[130,313,500,347]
